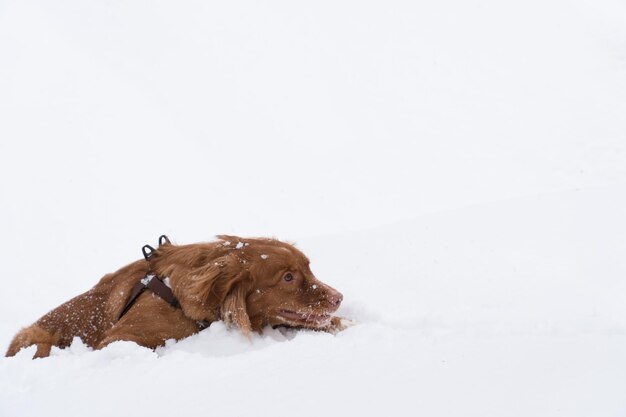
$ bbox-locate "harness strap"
[117,237,211,331]
[118,274,179,320]
[145,275,180,308]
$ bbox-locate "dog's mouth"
[277,309,332,328]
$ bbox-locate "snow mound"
[2,187,626,416]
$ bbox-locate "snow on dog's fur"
[6,236,345,358]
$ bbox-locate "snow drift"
[2,187,626,416]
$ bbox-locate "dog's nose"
[326,289,343,307]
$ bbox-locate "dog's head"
[160,236,342,335]
[241,237,343,331]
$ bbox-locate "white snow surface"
[2,0,626,416]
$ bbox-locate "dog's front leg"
[323,316,355,334]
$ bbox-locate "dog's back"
[5,260,147,358]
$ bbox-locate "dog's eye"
[283,272,294,282]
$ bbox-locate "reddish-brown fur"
[6,236,345,358]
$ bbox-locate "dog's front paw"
[326,316,355,334]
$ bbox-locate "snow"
[2,0,626,416]
[140,274,155,286]
[3,189,626,416]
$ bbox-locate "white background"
[1,0,626,416]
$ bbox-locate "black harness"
[117,235,209,329]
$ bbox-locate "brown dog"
[6,235,346,359]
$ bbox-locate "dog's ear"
[185,254,251,334]
[221,282,252,336]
